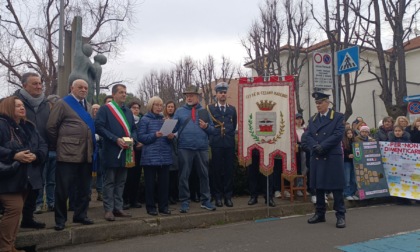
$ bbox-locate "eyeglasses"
[218,91,227,94]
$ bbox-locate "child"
[388,125,412,205]
[342,129,358,200]
[355,125,375,142]
[388,125,411,143]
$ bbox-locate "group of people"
[1,71,419,251]
[341,114,420,203]
[0,74,239,251]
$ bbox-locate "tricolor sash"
[106,101,135,168]
[63,95,97,173]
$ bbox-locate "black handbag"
[0,160,21,177]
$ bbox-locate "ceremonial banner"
[238,76,296,175]
[352,141,389,199]
[380,142,420,200]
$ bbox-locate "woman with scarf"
[0,96,47,252]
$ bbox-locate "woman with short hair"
[138,96,174,216]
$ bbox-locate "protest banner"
[380,142,420,200]
[353,141,390,199]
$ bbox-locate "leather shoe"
[159,209,171,215]
[307,214,326,224]
[104,211,115,221]
[336,218,346,228]
[54,224,65,231]
[131,202,142,208]
[147,210,158,216]
[248,197,258,205]
[265,198,276,207]
[20,220,46,229]
[73,217,94,225]
[113,210,132,217]
[224,199,233,207]
[264,198,276,207]
[215,199,223,207]
[123,203,130,210]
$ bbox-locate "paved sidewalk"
[15,192,390,251]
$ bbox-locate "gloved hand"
[313,144,324,155]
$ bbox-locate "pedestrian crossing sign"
[336,46,359,75]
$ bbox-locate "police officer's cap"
[312,92,330,101]
[215,82,228,93]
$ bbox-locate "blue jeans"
[178,149,211,203]
[36,151,57,207]
[343,161,357,197]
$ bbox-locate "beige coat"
[47,98,94,163]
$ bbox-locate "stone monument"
[61,16,107,103]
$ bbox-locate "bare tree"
[283,0,310,114]
[310,0,367,121]
[196,55,216,106]
[350,0,419,118]
[0,0,136,95]
[137,55,237,107]
[241,0,285,76]
[196,55,236,106]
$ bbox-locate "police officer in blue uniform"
[306,92,346,228]
[207,82,237,207]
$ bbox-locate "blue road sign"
[337,46,359,75]
[403,95,420,102]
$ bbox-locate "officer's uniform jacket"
[207,103,237,148]
[306,109,345,190]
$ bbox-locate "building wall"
[245,47,420,128]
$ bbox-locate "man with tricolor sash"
[47,79,96,231]
[95,84,137,221]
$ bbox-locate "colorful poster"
[353,141,390,199]
[238,76,296,175]
[380,142,420,200]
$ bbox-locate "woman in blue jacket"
[138,96,174,216]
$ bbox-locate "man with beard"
[173,85,216,213]
[207,82,237,207]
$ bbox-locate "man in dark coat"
[207,82,237,207]
[306,92,346,228]
[14,72,50,229]
[95,84,137,221]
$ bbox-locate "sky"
[102,0,264,94]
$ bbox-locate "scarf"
[187,104,197,122]
[19,89,45,112]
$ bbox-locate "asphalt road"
[45,204,420,252]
